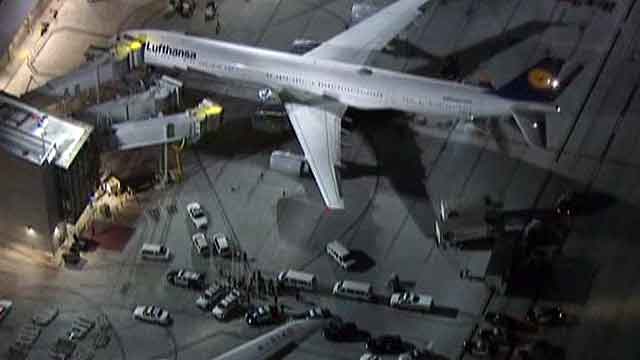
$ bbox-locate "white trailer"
[434,200,496,249]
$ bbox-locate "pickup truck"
[389,292,433,312]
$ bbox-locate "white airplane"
[211,319,326,360]
[122,0,568,210]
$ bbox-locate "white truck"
[434,200,498,249]
[269,151,311,177]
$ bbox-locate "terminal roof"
[0,92,93,169]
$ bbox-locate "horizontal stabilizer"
[511,108,547,148]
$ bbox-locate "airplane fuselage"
[211,319,327,360]
[135,30,555,120]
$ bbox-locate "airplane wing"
[284,100,346,209]
[282,0,430,208]
[304,0,431,64]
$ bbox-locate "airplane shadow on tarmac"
[345,108,437,244]
[346,250,376,272]
[402,20,566,80]
[346,107,617,305]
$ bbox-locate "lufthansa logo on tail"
[145,42,197,60]
[528,68,554,90]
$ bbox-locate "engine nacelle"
[269,151,310,177]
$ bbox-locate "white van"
[332,280,373,301]
[140,243,171,261]
[326,241,355,269]
[277,270,317,291]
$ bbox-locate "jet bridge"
[107,99,221,151]
[19,36,222,154]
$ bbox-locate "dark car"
[366,335,413,354]
[485,312,536,332]
[70,235,91,252]
[479,327,514,347]
[516,340,565,360]
[398,348,451,360]
[245,305,283,326]
[62,250,81,265]
[463,338,492,357]
[526,306,567,326]
[553,191,611,217]
[323,321,370,342]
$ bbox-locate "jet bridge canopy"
[0,92,93,169]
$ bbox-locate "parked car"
[0,299,13,321]
[323,321,370,342]
[554,191,593,216]
[389,292,433,312]
[463,338,492,357]
[398,348,445,360]
[192,232,210,257]
[212,232,231,257]
[196,284,227,311]
[166,269,206,290]
[132,305,171,325]
[360,354,381,360]
[49,338,76,360]
[290,306,332,320]
[187,202,208,229]
[485,311,536,332]
[366,335,413,354]
[140,243,172,261]
[526,305,567,326]
[245,305,283,326]
[212,289,241,321]
[303,306,332,319]
[62,250,81,265]
[479,327,514,347]
[515,340,565,360]
[70,235,90,252]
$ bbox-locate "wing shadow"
[403,20,564,80]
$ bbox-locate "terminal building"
[0,46,221,254]
[0,92,96,253]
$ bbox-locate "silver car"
[212,289,241,321]
[186,202,208,229]
[389,292,433,312]
[133,305,171,325]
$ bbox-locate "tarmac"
[1,0,640,359]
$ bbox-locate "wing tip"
[326,199,345,211]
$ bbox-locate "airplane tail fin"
[498,58,585,147]
[495,58,566,103]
